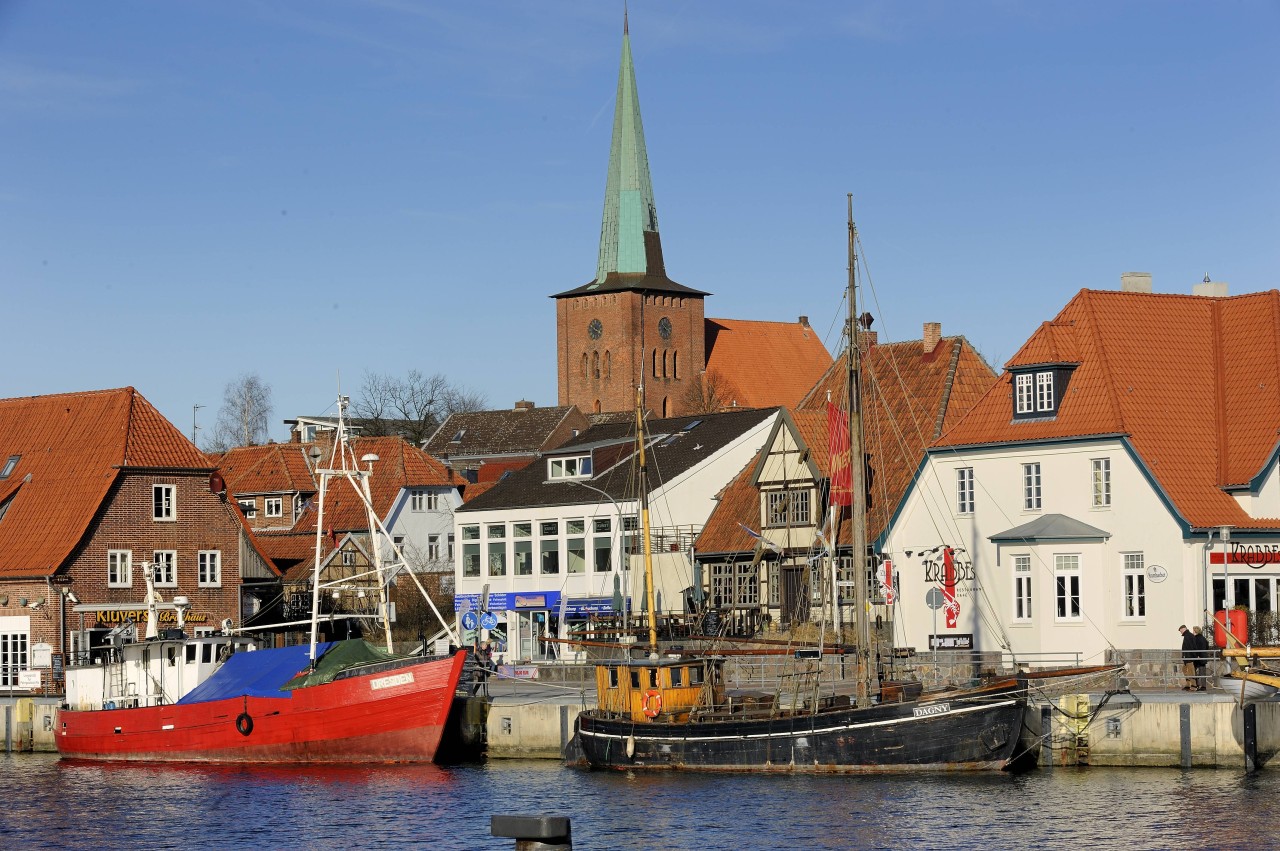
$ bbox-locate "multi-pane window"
[1036,372,1054,411]
[768,562,780,606]
[1023,463,1042,510]
[411,491,425,511]
[108,550,133,588]
[447,533,455,561]
[152,484,175,521]
[198,550,222,587]
[1054,554,1081,621]
[1013,555,1032,622]
[1091,458,1111,507]
[428,535,441,561]
[265,497,283,518]
[0,626,29,688]
[341,550,356,566]
[237,498,256,519]
[548,455,592,479]
[1122,553,1145,618]
[956,468,975,514]
[765,490,811,527]
[1015,374,1034,414]
[152,550,177,586]
[711,562,759,609]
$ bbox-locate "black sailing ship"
[571,200,1039,773]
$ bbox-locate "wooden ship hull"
[57,650,467,763]
[574,677,1030,773]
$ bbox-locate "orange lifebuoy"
[642,688,662,719]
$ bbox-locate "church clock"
[588,318,603,340]
[658,316,672,340]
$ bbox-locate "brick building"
[0,387,278,693]
[554,16,830,419]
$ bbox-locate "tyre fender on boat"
[642,688,662,719]
[235,712,254,736]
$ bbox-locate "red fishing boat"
[57,394,468,763]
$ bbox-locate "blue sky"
[3,1,1276,443]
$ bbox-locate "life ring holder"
[235,712,254,736]
[642,688,662,719]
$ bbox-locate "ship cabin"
[593,657,726,723]
[64,634,258,711]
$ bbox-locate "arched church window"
[604,351,611,379]
[652,349,659,378]
[672,350,679,379]
[594,399,601,413]
[662,397,669,417]
[592,351,600,379]
[581,353,588,379]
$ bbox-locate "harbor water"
[0,753,1273,849]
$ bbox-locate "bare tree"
[681,369,744,415]
[352,370,488,445]
[208,373,274,451]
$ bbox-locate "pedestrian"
[1178,625,1197,690]
[1192,626,1211,692]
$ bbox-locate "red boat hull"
[57,652,467,763]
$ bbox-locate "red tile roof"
[697,336,998,554]
[936,289,1280,529]
[210,443,317,496]
[704,318,833,409]
[0,387,211,577]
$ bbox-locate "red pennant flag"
[327,527,338,548]
[943,547,960,629]
[827,401,852,506]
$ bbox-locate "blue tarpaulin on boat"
[177,643,333,704]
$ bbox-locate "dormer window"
[549,454,592,480]
[1012,367,1073,419]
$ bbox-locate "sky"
[2,1,1277,445]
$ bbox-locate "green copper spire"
[596,14,662,283]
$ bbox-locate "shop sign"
[565,597,617,616]
[1209,542,1280,569]
[18,670,41,689]
[498,665,538,679]
[1146,564,1168,583]
[929,633,974,651]
[97,610,212,625]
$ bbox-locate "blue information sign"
[461,611,479,630]
[480,611,498,630]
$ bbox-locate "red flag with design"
[827,401,852,506]
[943,546,960,629]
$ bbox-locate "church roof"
[703,318,833,409]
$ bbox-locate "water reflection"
[1,754,1275,850]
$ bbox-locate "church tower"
[554,13,708,417]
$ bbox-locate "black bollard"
[492,815,572,850]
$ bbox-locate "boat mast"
[635,383,660,657]
[846,194,878,706]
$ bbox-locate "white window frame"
[1015,374,1034,414]
[1023,463,1042,511]
[1091,458,1111,508]
[1122,552,1145,620]
[956,467,975,515]
[411,491,425,512]
[548,455,593,480]
[237,498,257,519]
[152,550,177,587]
[1054,554,1081,622]
[0,619,30,688]
[264,497,283,518]
[1035,371,1054,411]
[341,550,357,566]
[1013,555,1032,622]
[198,550,222,587]
[428,534,441,561]
[152,484,175,521]
[108,549,133,588]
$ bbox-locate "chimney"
[513,400,535,411]
[1192,275,1229,298]
[922,322,942,353]
[798,315,810,328]
[1120,272,1152,293]
[858,330,878,349]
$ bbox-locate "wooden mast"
[635,384,660,657]
[847,194,878,707]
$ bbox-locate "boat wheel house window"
[152,484,175,521]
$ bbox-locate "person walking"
[1191,626,1211,692]
[1179,625,1197,691]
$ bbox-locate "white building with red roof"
[882,277,1280,664]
